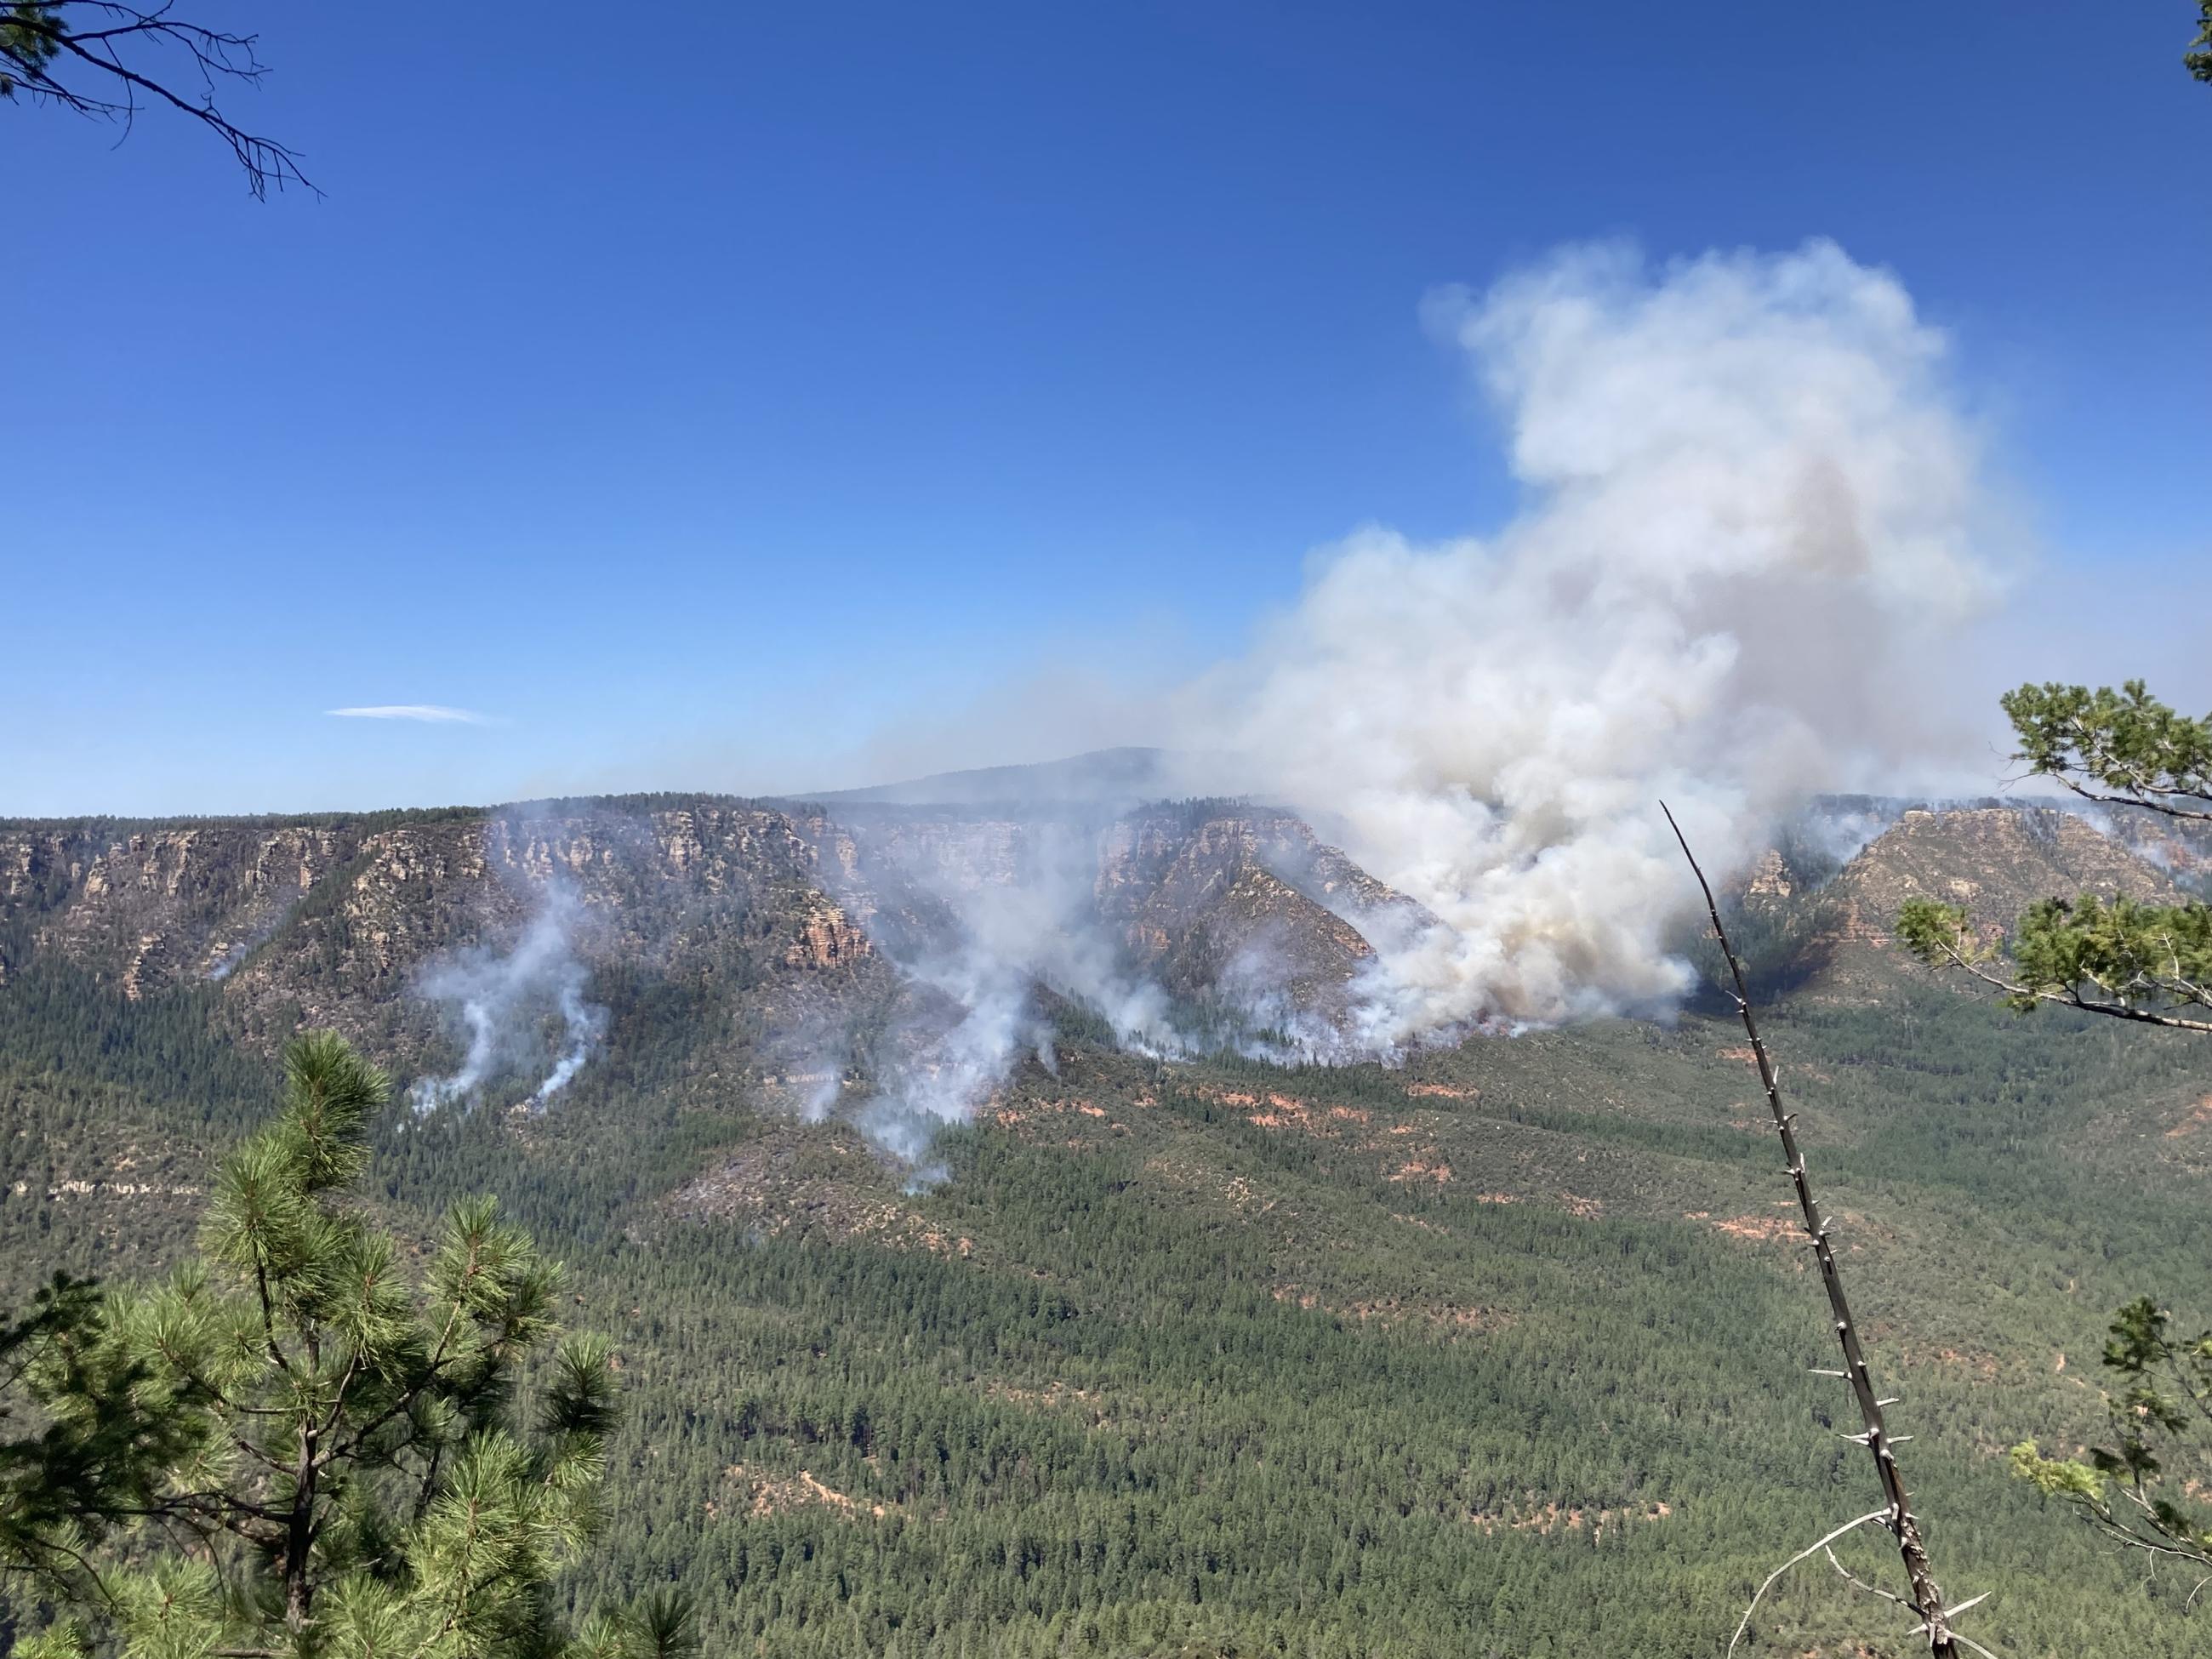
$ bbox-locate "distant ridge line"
[795,747,1179,808]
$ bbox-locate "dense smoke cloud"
[1172,239,2004,1041]
[408,882,608,1115]
[778,237,2012,1160]
[402,237,2015,1163]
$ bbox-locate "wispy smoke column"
[409,882,608,1115]
[204,903,303,983]
[1183,239,2004,1042]
[857,947,1035,1168]
[205,941,253,983]
[538,975,609,1101]
[844,821,1179,1163]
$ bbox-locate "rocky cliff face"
[1091,806,1412,1015]
[1,822,352,997]
[0,803,890,1070]
[1708,801,2189,1006]
[814,801,1421,1019]
[2084,805,2212,892]
[0,795,1419,1098]
[9,790,2181,1106]
[1821,806,2182,948]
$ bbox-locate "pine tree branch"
[313,1328,461,1476]
[408,1493,493,1659]
[147,1334,289,1419]
[17,1534,121,1611]
[2,1033,619,1656]
[319,1344,365,1445]
[1907,927,2212,1035]
[2047,775,2212,824]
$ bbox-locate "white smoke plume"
[756,1004,853,1123]
[1171,238,2004,1044]
[837,819,1181,1160]
[408,881,609,1115]
[1791,800,1905,874]
[856,943,1036,1171]
[755,237,2015,1162]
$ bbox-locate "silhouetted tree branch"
[1,3,313,196]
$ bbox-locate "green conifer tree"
[0,1031,690,1659]
[1898,677,2212,1579]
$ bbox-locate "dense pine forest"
[4,806,2211,1656]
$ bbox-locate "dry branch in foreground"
[1665,803,1985,1659]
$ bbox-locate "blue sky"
[7,1,2207,816]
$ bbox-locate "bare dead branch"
[1826,1542,1916,1615]
[1666,801,1972,1658]
[1728,1511,1890,1657]
[1,3,315,197]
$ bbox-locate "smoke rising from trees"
[1172,239,2005,1040]
[385,240,2020,1156]
[770,239,2015,1159]
[832,820,1184,1164]
[408,881,608,1115]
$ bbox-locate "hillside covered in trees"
[3,795,2210,1656]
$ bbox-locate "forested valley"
[3,795,2209,1657]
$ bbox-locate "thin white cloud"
[326,704,499,726]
